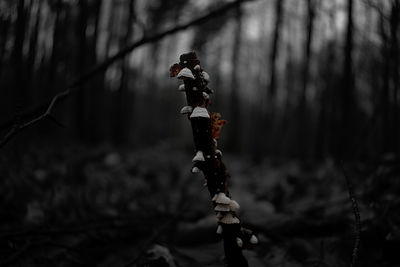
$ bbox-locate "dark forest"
[0,0,399,266]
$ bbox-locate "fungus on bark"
[170,52,256,267]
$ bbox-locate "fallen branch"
[340,162,361,267]
[0,0,252,148]
[171,52,257,267]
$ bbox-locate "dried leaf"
[169,63,181,77]
[210,112,227,139]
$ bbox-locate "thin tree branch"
[340,162,361,267]
[0,0,252,148]
[0,90,70,148]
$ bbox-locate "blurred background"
[0,0,399,266]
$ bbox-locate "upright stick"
[170,52,257,267]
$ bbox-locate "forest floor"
[0,142,399,267]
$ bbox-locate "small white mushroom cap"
[194,64,201,71]
[216,225,223,234]
[177,67,195,80]
[213,139,218,147]
[180,106,193,114]
[191,166,200,173]
[250,235,258,244]
[190,107,210,119]
[192,150,205,162]
[202,71,210,82]
[178,84,185,91]
[229,200,240,212]
[193,87,198,91]
[214,192,231,204]
[214,204,230,212]
[218,213,240,224]
[202,92,209,99]
[236,238,243,247]
[215,149,222,156]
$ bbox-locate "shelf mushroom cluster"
[171,52,257,250]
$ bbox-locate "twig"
[340,162,361,267]
[0,90,70,148]
[0,0,252,148]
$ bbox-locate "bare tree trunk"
[12,0,28,106]
[114,0,135,144]
[268,0,284,101]
[300,0,315,108]
[0,16,11,77]
[390,0,399,154]
[297,0,316,157]
[378,9,391,155]
[26,0,41,94]
[228,3,242,151]
[76,0,89,140]
[337,0,355,159]
[47,0,62,97]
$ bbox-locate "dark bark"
[12,0,28,105]
[228,3,242,151]
[379,10,392,154]
[316,41,335,159]
[113,0,135,144]
[26,0,41,93]
[76,0,90,140]
[0,16,11,77]
[390,0,399,154]
[268,0,284,100]
[300,0,315,107]
[171,52,254,267]
[47,0,63,96]
[337,0,356,159]
[297,0,316,157]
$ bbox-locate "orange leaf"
[210,112,227,139]
[169,63,181,77]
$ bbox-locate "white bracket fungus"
[180,106,193,114]
[177,67,195,80]
[202,71,210,82]
[213,192,231,204]
[191,166,200,173]
[190,107,210,119]
[229,200,240,212]
[250,235,258,244]
[218,213,240,224]
[214,204,230,212]
[194,64,201,71]
[178,84,185,91]
[236,238,243,247]
[192,150,205,162]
